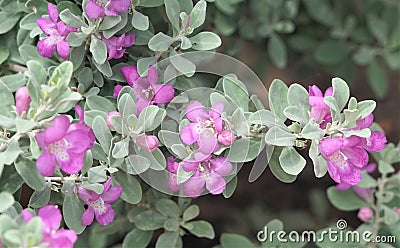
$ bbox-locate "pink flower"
[36,3,77,59]
[353,114,387,152]
[77,177,122,226]
[180,155,232,198]
[180,101,231,155]
[319,136,368,185]
[113,85,123,98]
[15,86,31,115]
[357,207,373,222]
[218,130,234,146]
[85,0,132,19]
[121,65,174,114]
[21,205,77,248]
[135,135,159,152]
[308,85,333,128]
[336,163,376,198]
[106,111,121,129]
[101,33,135,60]
[167,157,180,192]
[394,208,400,217]
[35,106,95,176]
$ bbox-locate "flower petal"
[113,85,123,98]
[324,87,333,97]
[123,33,136,47]
[36,18,57,36]
[342,147,368,168]
[363,131,387,152]
[38,205,62,232]
[180,123,199,145]
[339,166,361,185]
[205,172,226,195]
[65,130,92,153]
[186,101,208,122]
[44,115,70,144]
[50,229,78,247]
[75,105,84,123]
[319,138,343,157]
[81,207,95,226]
[183,173,205,198]
[355,114,374,130]
[327,161,341,184]
[121,65,140,86]
[147,65,158,84]
[37,38,57,58]
[153,84,174,104]
[198,130,218,154]
[47,3,59,23]
[167,157,178,173]
[168,174,180,192]
[85,1,105,19]
[308,85,323,97]
[77,185,100,203]
[102,186,123,203]
[210,157,232,175]
[109,0,132,13]
[56,39,70,60]
[135,135,159,152]
[57,153,84,174]
[95,203,115,226]
[209,102,224,119]
[21,210,33,222]
[36,151,56,176]
[182,161,199,172]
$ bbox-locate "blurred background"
[185,0,400,246]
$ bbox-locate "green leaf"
[352,46,375,66]
[220,233,255,248]
[122,155,150,174]
[156,231,179,248]
[268,79,288,121]
[190,0,206,29]
[139,0,164,7]
[148,32,174,51]
[0,46,10,65]
[135,148,166,170]
[15,118,37,133]
[0,81,15,118]
[268,148,297,183]
[48,61,73,87]
[222,75,249,111]
[92,116,113,154]
[59,9,86,28]
[0,165,23,193]
[169,53,196,77]
[283,106,308,124]
[366,14,388,45]
[88,166,107,183]
[186,220,215,239]
[248,109,277,128]
[138,105,166,132]
[367,60,388,99]
[112,140,130,159]
[15,158,46,191]
[0,139,22,166]
[156,199,180,218]
[132,10,149,31]
[268,34,287,68]
[0,74,26,92]
[190,32,221,50]
[327,186,367,211]
[29,184,51,208]
[331,77,350,113]
[134,210,167,230]
[0,12,21,34]
[303,0,335,26]
[63,193,86,234]
[227,137,265,163]
[301,122,324,140]
[309,140,328,178]
[378,160,395,174]
[164,0,180,30]
[314,40,350,65]
[341,128,371,138]
[78,67,93,87]
[113,171,142,204]
[102,12,128,38]
[265,126,296,146]
[287,83,309,111]
[86,95,115,113]
[99,16,121,30]
[90,36,107,64]
[279,147,306,175]
[25,217,43,246]
[383,206,399,225]
[122,229,153,248]
[0,192,14,212]
[183,205,199,222]
[118,93,137,120]
[179,36,192,50]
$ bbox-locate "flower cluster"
[101,33,135,60]
[21,205,77,248]
[36,3,77,59]
[309,85,387,185]
[77,177,122,226]
[36,106,95,176]
[85,0,131,19]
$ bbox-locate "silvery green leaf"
[15,158,45,191]
[268,79,288,122]
[324,95,338,120]
[29,184,51,208]
[93,60,113,77]
[113,170,142,203]
[0,74,26,92]
[86,95,115,112]
[0,192,14,213]
[190,0,207,29]
[132,10,149,31]
[92,116,113,154]
[122,155,151,174]
[180,36,192,50]
[84,110,107,127]
[309,140,328,178]
[99,16,121,30]
[137,57,157,76]
[164,0,180,30]
[15,118,37,133]
[287,83,309,109]
[348,97,357,110]
[148,32,174,51]
[59,9,87,28]
[88,166,108,183]
[122,229,153,248]
[177,162,195,184]
[156,199,180,218]
[78,67,93,87]
[268,34,287,68]
[357,100,376,119]
[327,187,367,211]
[223,175,237,198]
[186,221,215,239]
[343,109,359,128]
[171,144,190,159]
[279,147,306,175]
[331,77,349,113]
[90,36,107,64]
[103,12,128,38]
[227,137,264,163]
[135,148,166,170]
[301,122,324,140]
[341,128,371,138]
[63,193,86,234]
[66,32,88,47]
[112,139,130,159]
[283,106,307,125]
[231,108,249,136]
[134,210,167,231]
[190,32,222,50]
[378,160,394,174]
[134,29,154,46]
[265,126,296,146]
[0,139,22,166]
[248,109,276,128]
[158,130,181,148]
[138,105,166,132]
[118,93,137,120]
[82,183,104,194]
[222,75,249,111]
[183,205,200,221]
[170,53,196,77]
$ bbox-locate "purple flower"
[77,177,122,226]
[319,136,369,185]
[167,157,180,192]
[85,0,132,19]
[36,106,95,176]
[358,207,373,222]
[353,114,387,152]
[308,85,333,128]
[180,101,232,155]
[106,111,121,130]
[336,163,376,198]
[180,155,232,198]
[135,135,159,152]
[121,65,174,114]
[113,85,123,98]
[15,86,31,116]
[36,3,77,60]
[21,205,77,248]
[101,33,135,60]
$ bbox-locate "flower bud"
[136,135,159,152]
[106,111,121,129]
[357,207,373,222]
[16,86,31,116]
[218,130,234,146]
